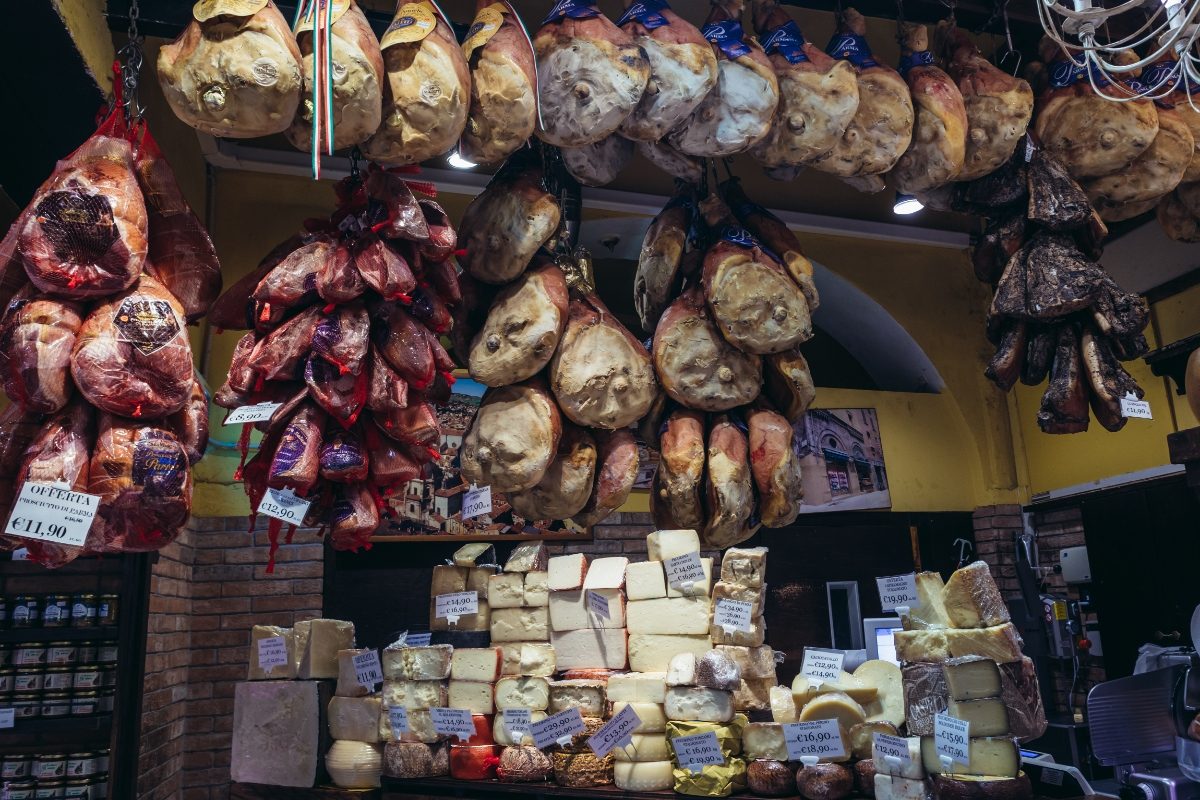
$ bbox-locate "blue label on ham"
[321,430,368,476]
[722,224,784,267]
[898,49,934,75]
[1048,58,1109,88]
[826,33,878,69]
[616,0,670,29]
[542,0,600,25]
[762,20,809,64]
[132,433,187,496]
[702,20,751,60]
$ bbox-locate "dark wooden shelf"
[0,625,119,643]
[0,713,112,752]
[369,534,586,543]
[382,777,677,800]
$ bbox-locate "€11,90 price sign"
[5,482,100,548]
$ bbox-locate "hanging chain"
[895,0,906,50]
[118,0,144,124]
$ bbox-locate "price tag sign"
[406,632,432,647]
[673,731,725,774]
[714,598,753,634]
[783,719,846,761]
[435,591,479,625]
[934,713,971,767]
[588,703,642,758]
[587,590,611,620]
[801,648,845,684]
[873,733,914,768]
[503,708,532,736]
[431,707,476,741]
[389,706,410,738]
[10,548,28,561]
[532,707,585,749]
[256,487,311,526]
[666,551,706,591]
[1121,393,1152,419]
[353,650,383,688]
[0,708,13,729]
[5,482,99,547]
[223,402,282,425]
[257,636,289,669]
[876,573,919,612]
[462,485,492,520]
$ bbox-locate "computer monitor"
[863,617,903,664]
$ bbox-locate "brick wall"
[545,511,722,565]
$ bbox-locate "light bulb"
[893,193,924,215]
[446,150,476,170]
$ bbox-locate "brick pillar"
[970,504,1025,597]
[544,512,722,566]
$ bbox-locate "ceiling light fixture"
[893,193,924,216]
[446,150,476,170]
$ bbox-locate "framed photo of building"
[795,408,891,513]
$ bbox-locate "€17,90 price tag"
[673,731,725,774]
[389,706,410,737]
[873,732,914,767]
[876,573,919,612]
[587,703,642,758]
[783,719,846,761]
[713,599,753,634]
[587,590,611,620]
[934,713,971,767]
[801,648,845,684]
[503,708,532,740]
[665,551,707,591]
[532,707,586,750]
[5,482,100,548]
[257,636,289,669]
[462,485,492,520]
[431,707,476,741]
[435,591,479,625]
[223,402,282,426]
[257,487,311,526]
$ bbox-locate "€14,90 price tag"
[934,713,971,767]
[673,731,725,774]
[389,706,410,738]
[5,482,100,548]
[713,599,753,634]
[532,707,586,750]
[502,709,532,740]
[257,487,311,526]
[435,591,479,625]
[462,485,492,520]
[587,703,642,758]
[876,573,919,612]
[665,551,707,591]
[223,402,282,425]
[587,590,611,620]
[256,636,289,669]
[431,707,476,741]
[783,719,846,761]
[873,732,914,767]
[353,650,383,688]
[801,648,845,684]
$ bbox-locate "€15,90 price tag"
[5,482,100,548]
[223,402,282,426]
[256,636,289,669]
[873,733,914,767]
[532,708,586,750]
[389,706,410,738]
[257,487,311,526]
[353,650,383,688]
[934,713,971,767]
[462,485,492,520]
[587,590,611,620]
[665,551,707,591]
[431,707,476,741]
[435,591,479,625]
[673,731,725,774]
[783,719,846,761]
[713,599,753,634]
[801,648,845,684]
[587,703,642,758]
[876,573,919,612]
[502,709,532,740]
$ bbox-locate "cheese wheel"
[796,762,854,800]
[613,734,671,763]
[325,740,382,788]
[798,691,867,731]
[930,772,1033,800]
[744,722,788,760]
[749,759,797,796]
[615,759,674,791]
[771,686,798,723]
[449,744,499,780]
[613,701,667,733]
[497,745,553,783]
[854,660,904,727]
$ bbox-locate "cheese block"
[627,595,712,635]
[665,686,734,722]
[497,745,553,782]
[947,698,1009,737]
[615,759,674,791]
[550,715,607,753]
[329,696,383,742]
[499,642,557,677]
[336,649,373,697]
[296,619,355,680]
[384,741,448,778]
[231,681,320,787]
[551,628,628,669]
[383,644,453,681]
[793,670,880,706]
[998,658,1047,741]
[608,672,668,703]
[667,557,714,598]
[797,762,854,797]
[613,701,667,733]
[383,680,448,710]
[454,542,493,567]
[944,658,1001,701]
[450,743,499,780]
[697,650,743,692]
[858,759,878,793]
[710,616,767,647]
[432,565,469,595]
[713,581,767,615]
[667,652,697,686]
[627,560,668,600]
[673,758,749,796]
[743,722,788,760]
[551,749,615,787]
[876,773,929,800]
[380,707,444,744]
[549,588,626,630]
[449,680,495,714]
[849,721,898,760]
[613,733,672,763]
[855,660,905,727]
[628,633,712,672]
[552,681,609,714]
[718,645,776,680]
[505,542,549,573]
[873,735,925,779]
[798,691,867,731]
[583,556,629,589]
[946,625,1024,664]
[720,546,768,588]
[326,740,382,788]
[491,607,550,642]
[488,573,526,608]
[490,676,548,710]
[896,629,950,663]
[646,529,700,562]
[903,571,952,630]
[733,675,776,710]
[666,716,748,757]
[943,562,1010,629]
[548,554,588,590]
[451,648,502,682]
[770,685,798,722]
[930,772,1033,800]
[430,598,490,632]
[524,571,550,606]
[562,668,623,680]
[249,625,296,680]
[494,710,548,746]
[749,759,797,797]
[467,567,493,596]
[902,662,949,736]
[919,736,1020,778]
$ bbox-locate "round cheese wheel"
[326,740,382,788]
[932,772,1034,800]
[615,759,674,791]
[749,759,797,796]
[449,743,498,780]
[796,762,854,800]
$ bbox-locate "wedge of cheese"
[719,547,768,588]
[943,562,1010,629]
[647,529,700,562]
[903,571,952,630]
[947,697,1010,737]
[548,553,588,590]
[664,687,734,723]
[498,642,556,676]
[627,596,712,635]
[495,676,550,710]
[770,685,798,723]
[450,648,502,682]
[487,573,525,608]
[849,721,898,760]
[549,679,607,716]
[504,543,548,573]
[895,629,950,663]
[551,628,628,669]
[524,572,550,606]
[793,670,880,706]
[797,691,867,732]
[855,659,905,727]
[944,658,1001,701]
[626,561,668,600]
[448,680,494,714]
[743,722,787,760]
[946,625,1024,663]
[549,589,626,631]
[613,734,672,763]
[490,607,550,642]
[919,736,1020,778]
[583,556,629,589]
[628,634,712,672]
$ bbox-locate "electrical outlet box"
[1059,546,1091,584]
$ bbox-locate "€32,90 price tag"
[223,402,282,426]
[873,732,914,767]
[934,713,971,767]
[257,487,311,526]
[435,591,479,625]
[532,707,585,750]
[876,573,919,612]
[783,719,846,761]
[431,707,476,741]
[257,636,289,669]
[587,703,642,758]
[353,650,383,688]
[665,551,707,591]
[5,482,100,548]
[801,648,845,684]
[673,730,725,774]
[587,590,611,620]
[462,485,492,520]
[389,706,410,738]
[713,599,753,634]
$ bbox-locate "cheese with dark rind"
[450,743,499,780]
[796,762,855,800]
[505,542,549,573]
[997,657,1047,741]
[930,772,1033,800]
[856,758,878,797]
[902,662,948,736]
[497,745,553,782]
[551,748,615,787]
[749,759,798,796]
[946,625,1024,664]
[733,677,774,712]
[850,721,898,760]
[384,741,447,778]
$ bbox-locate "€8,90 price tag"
[673,731,725,773]
[532,708,585,749]
[353,650,383,688]
[502,708,532,740]
[801,648,845,684]
[876,573,919,612]
[389,706,410,738]
[934,713,971,767]
[587,703,642,758]
[783,719,846,761]
[431,707,476,741]
[223,402,282,425]
[665,551,706,591]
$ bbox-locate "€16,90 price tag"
[353,650,383,688]
[783,719,846,761]
[503,709,532,740]
[431,707,476,741]
[665,551,707,591]
[257,636,289,669]
[587,703,642,758]
[713,599,753,634]
[587,590,611,620]
[223,402,282,425]
[876,573,919,612]
[934,713,971,767]
[532,707,586,750]
[257,487,311,526]
[435,591,479,625]
[673,731,725,774]
[389,706,410,738]
[462,485,492,520]
[801,648,845,684]
[5,482,100,548]
[873,732,914,767]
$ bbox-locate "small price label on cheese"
[389,706,410,738]
[783,719,846,761]
[1121,393,1152,419]
[673,730,725,773]
[713,598,753,633]
[873,733,914,767]
[256,487,311,526]
[876,573,919,612]
[502,708,532,738]
[531,707,585,749]
[435,591,479,624]
[801,648,845,684]
[588,703,642,758]
[587,590,611,620]
[353,650,383,688]
[223,402,282,425]
[5,482,99,547]
[256,636,289,669]
[0,708,13,729]
[462,484,492,520]
[406,632,432,647]
[934,713,971,767]
[665,551,706,591]
[431,707,475,741]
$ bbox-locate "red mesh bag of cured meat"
[208,234,305,332]
[0,284,85,413]
[305,356,367,427]
[366,345,408,415]
[167,378,210,465]
[252,238,329,328]
[268,402,325,494]
[366,422,423,490]
[316,240,364,305]
[310,302,369,376]
[371,303,435,389]
[0,404,44,548]
[328,482,379,552]
[247,305,320,383]
[353,234,416,301]
[320,426,369,483]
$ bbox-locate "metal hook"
[895,0,907,47]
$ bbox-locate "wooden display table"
[232,784,382,800]
[381,777,681,800]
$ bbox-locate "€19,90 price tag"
[783,719,846,761]
[5,482,100,548]
[876,573,919,612]
[873,732,914,767]
[934,713,971,767]
[673,731,725,774]
[435,591,479,625]
[801,648,845,684]
[587,590,611,620]
[353,650,383,688]
[502,708,532,740]
[462,485,492,520]
[431,707,476,741]
[587,703,642,758]
[713,599,753,634]
[223,402,282,426]
[665,551,707,591]
[389,706,410,738]
[257,487,311,526]
[256,636,289,669]
[532,707,586,749]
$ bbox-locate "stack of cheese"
[665,649,749,797]
[326,646,386,789]
[548,553,629,669]
[429,548,496,645]
[627,530,715,672]
[447,647,504,778]
[490,543,552,655]
[607,672,674,791]
[894,561,1045,800]
[711,545,778,712]
[380,642,453,779]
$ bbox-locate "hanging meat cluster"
[958,139,1152,433]
[211,166,460,561]
[0,112,220,568]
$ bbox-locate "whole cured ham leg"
[459,0,538,165]
[0,285,84,413]
[891,23,967,195]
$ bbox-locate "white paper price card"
[256,636,289,669]
[876,573,919,612]
[462,485,492,520]
[588,703,642,758]
[783,719,846,761]
[406,632,432,647]
[435,591,479,624]
[1121,393,1152,420]
[431,707,476,741]
[714,598,753,634]
[10,548,28,561]
[801,648,845,684]
[873,733,914,767]
[223,402,282,425]
[5,482,99,548]
[0,708,13,729]
[934,713,971,767]
[532,707,585,749]
[389,706,410,738]
[353,649,383,688]
[503,708,532,738]
[666,551,706,591]
[587,590,611,620]
[673,731,725,774]
[256,487,311,526]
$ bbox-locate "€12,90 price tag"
[873,732,914,767]
[435,591,479,625]
[502,709,532,740]
[587,590,611,620]
[5,482,100,548]
[876,573,919,612]
[389,706,410,738]
[532,707,585,750]
[462,485,492,520]
[665,551,707,591]
[587,703,642,758]
[431,707,476,741]
[256,487,311,526]
[673,731,725,774]
[801,648,845,684]
[713,599,753,634]
[783,719,846,761]
[934,713,971,767]
[257,636,289,669]
[353,650,383,688]
[223,402,282,425]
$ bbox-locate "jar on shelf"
[14,644,46,667]
[2,753,32,779]
[42,595,70,628]
[95,642,117,665]
[33,753,67,781]
[41,692,70,719]
[43,667,72,693]
[69,594,96,629]
[34,780,65,799]
[65,753,95,778]
[71,666,101,691]
[97,688,114,714]
[96,595,118,626]
[64,778,90,799]
[13,668,43,693]
[11,596,38,628]
[5,780,35,799]
[69,691,98,717]
[75,644,96,664]
[45,643,76,666]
